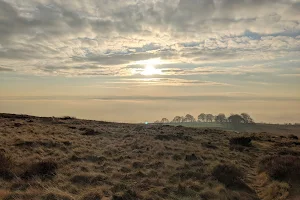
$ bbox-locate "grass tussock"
[212,164,244,187]
[0,152,14,180]
[229,136,252,147]
[21,161,58,180]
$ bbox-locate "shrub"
[81,128,102,136]
[0,152,14,180]
[259,155,300,182]
[112,190,138,200]
[201,142,217,149]
[185,153,198,161]
[70,175,92,185]
[21,161,58,180]
[287,134,298,140]
[212,164,244,187]
[229,137,252,146]
[59,116,76,120]
[172,154,182,161]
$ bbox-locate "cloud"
[102,78,231,87]
[0,0,299,77]
[2,93,299,102]
[0,66,14,72]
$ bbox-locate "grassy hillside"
[0,113,300,200]
[163,122,300,137]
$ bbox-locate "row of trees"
[154,113,254,124]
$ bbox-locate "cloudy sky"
[0,0,299,123]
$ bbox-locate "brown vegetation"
[0,113,300,199]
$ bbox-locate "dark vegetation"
[259,155,300,183]
[155,112,254,124]
[0,113,300,200]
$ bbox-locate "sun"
[141,65,161,76]
[132,58,165,76]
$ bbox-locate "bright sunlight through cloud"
[131,58,166,76]
[141,65,162,76]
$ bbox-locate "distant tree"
[215,113,227,123]
[161,118,169,123]
[184,114,196,123]
[154,120,161,123]
[198,113,206,122]
[171,116,184,123]
[241,113,254,123]
[228,114,244,124]
[206,114,214,122]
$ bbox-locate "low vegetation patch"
[21,161,58,180]
[112,190,139,200]
[0,152,14,180]
[229,137,252,147]
[80,128,103,136]
[259,155,300,182]
[288,134,298,140]
[154,133,193,141]
[212,164,248,190]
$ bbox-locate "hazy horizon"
[1,0,299,123]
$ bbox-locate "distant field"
[162,122,300,137]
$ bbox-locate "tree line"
[154,113,254,124]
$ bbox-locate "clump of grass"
[259,155,300,182]
[287,134,298,140]
[132,161,144,169]
[261,181,289,200]
[81,128,102,136]
[79,192,102,200]
[154,133,193,141]
[21,161,58,180]
[229,137,252,147]
[59,116,76,120]
[112,190,138,200]
[185,153,198,161]
[212,164,244,188]
[201,142,218,149]
[0,152,14,180]
[70,174,109,186]
[172,154,182,161]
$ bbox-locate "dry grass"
[0,113,300,200]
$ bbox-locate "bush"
[229,137,252,147]
[21,161,58,180]
[0,152,14,180]
[212,164,244,187]
[259,155,300,182]
[81,128,102,136]
[112,190,138,200]
[59,116,76,120]
[185,154,198,161]
[287,134,298,140]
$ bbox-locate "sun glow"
[133,58,164,76]
[141,65,162,76]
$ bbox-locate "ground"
[0,113,299,200]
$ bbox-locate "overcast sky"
[0,0,299,123]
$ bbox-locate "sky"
[0,0,300,123]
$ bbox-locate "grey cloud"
[0,66,14,72]
[0,0,299,76]
[4,94,298,102]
